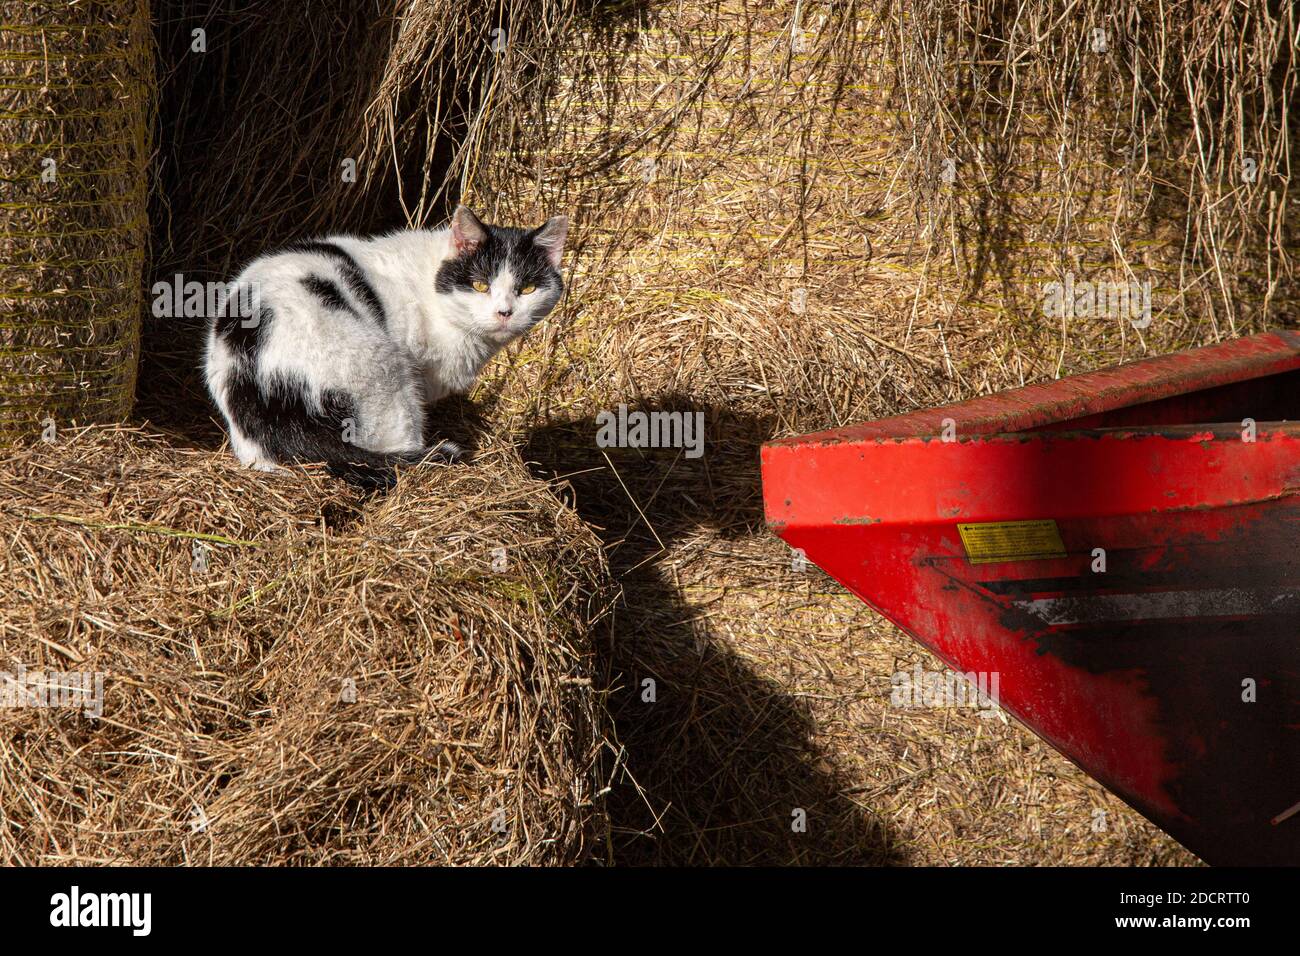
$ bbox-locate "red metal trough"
[761,331,1300,865]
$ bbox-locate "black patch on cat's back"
[291,240,387,325]
[214,299,273,361]
[300,274,356,315]
[435,225,561,294]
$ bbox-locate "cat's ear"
[532,215,569,269]
[450,205,488,256]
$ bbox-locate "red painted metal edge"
[761,331,1300,865]
[769,330,1300,445]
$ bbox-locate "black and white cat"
[204,205,567,484]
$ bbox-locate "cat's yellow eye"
[520,285,536,295]
[472,280,489,293]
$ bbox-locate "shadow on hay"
[521,404,904,865]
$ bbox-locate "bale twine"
[0,427,614,865]
[0,1,152,442]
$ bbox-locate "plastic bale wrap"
[0,1,153,440]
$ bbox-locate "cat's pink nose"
[496,308,513,320]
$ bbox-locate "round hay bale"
[0,2,153,442]
[0,427,614,865]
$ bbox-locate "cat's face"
[434,206,568,345]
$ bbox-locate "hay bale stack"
[0,1,153,441]
[473,0,1296,426]
[461,0,1242,862]
[880,0,1298,359]
[119,0,1282,863]
[0,427,613,865]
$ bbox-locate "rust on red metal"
[762,331,1300,865]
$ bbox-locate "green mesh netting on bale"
[0,1,152,441]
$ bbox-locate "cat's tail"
[326,442,464,490]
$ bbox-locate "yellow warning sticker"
[958,519,1066,565]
